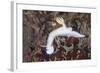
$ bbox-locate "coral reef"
[23,10,91,62]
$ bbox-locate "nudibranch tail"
[71,31,85,38]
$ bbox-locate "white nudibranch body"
[46,23,85,55]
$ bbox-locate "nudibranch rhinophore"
[46,17,85,55]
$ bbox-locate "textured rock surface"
[23,10,91,62]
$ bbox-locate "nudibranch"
[46,17,85,55]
